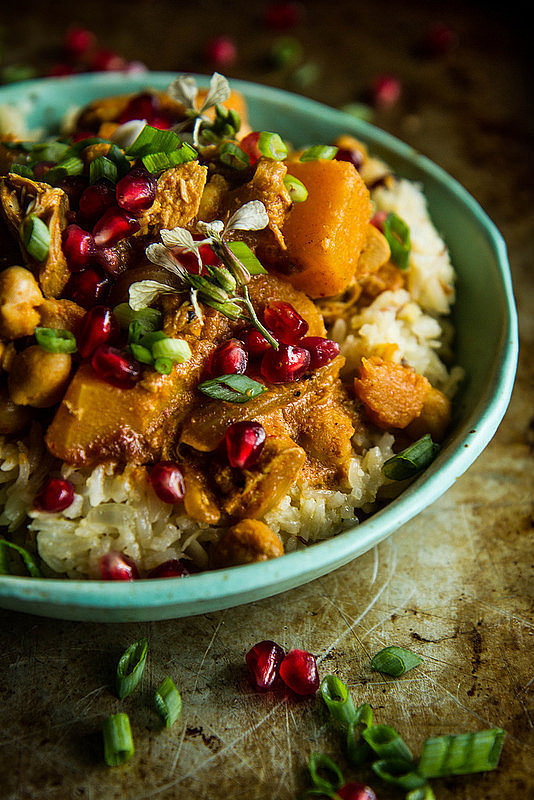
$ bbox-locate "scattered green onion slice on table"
[198,373,267,403]
[102,713,135,766]
[382,434,440,481]
[0,538,43,577]
[257,131,288,160]
[308,752,344,794]
[320,675,357,726]
[284,174,308,202]
[115,638,149,699]
[418,728,506,777]
[20,214,50,262]
[151,337,192,364]
[346,702,374,766]
[363,723,414,762]
[383,211,411,270]
[370,645,423,677]
[406,786,437,800]
[154,676,182,728]
[89,155,118,184]
[35,327,78,354]
[372,758,427,790]
[299,145,338,162]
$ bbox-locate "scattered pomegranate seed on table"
[264,1,304,30]
[279,649,320,695]
[34,478,75,513]
[246,640,286,691]
[263,300,309,344]
[92,207,140,247]
[99,551,139,580]
[299,336,340,369]
[116,167,157,216]
[420,22,457,57]
[203,35,237,68]
[337,782,377,800]
[146,559,190,579]
[371,73,402,108]
[77,306,120,359]
[64,26,96,58]
[225,421,266,469]
[260,343,310,383]
[210,338,248,376]
[91,345,142,388]
[150,462,186,504]
[90,48,128,72]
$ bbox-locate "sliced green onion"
[406,786,436,800]
[320,675,357,727]
[28,141,71,163]
[154,676,182,728]
[371,645,423,677]
[126,124,183,157]
[142,143,198,173]
[284,174,308,202]
[113,303,162,332]
[116,638,148,699]
[154,357,173,375]
[383,211,411,270]
[300,145,338,162]
[105,144,132,179]
[226,241,267,275]
[40,166,68,186]
[151,337,192,364]
[372,759,427,790]
[363,724,413,762]
[382,434,440,481]
[138,330,168,350]
[418,729,505,777]
[20,214,50,262]
[0,538,43,577]
[9,163,34,179]
[70,136,113,153]
[35,327,77,354]
[129,343,154,365]
[308,752,343,794]
[219,141,250,170]
[257,131,288,161]
[102,713,135,766]
[198,373,267,404]
[346,702,374,766]
[90,155,118,184]
[56,155,84,176]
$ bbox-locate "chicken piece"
[182,460,221,525]
[38,297,86,334]
[137,160,207,234]
[197,173,230,222]
[0,265,43,338]
[224,158,292,249]
[211,519,284,568]
[8,346,72,408]
[354,356,430,430]
[405,385,451,442]
[0,174,69,297]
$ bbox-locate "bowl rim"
[0,72,519,614]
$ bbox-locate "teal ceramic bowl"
[0,73,518,621]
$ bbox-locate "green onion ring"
[116,638,148,699]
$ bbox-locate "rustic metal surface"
[0,2,533,798]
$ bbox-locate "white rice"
[0,174,461,578]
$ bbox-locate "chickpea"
[212,519,284,568]
[0,381,31,434]
[8,345,72,408]
[0,266,43,339]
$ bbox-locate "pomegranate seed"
[90,48,127,72]
[246,640,286,691]
[198,243,220,266]
[33,161,55,180]
[79,179,117,223]
[64,26,96,58]
[34,478,75,512]
[420,22,457,57]
[337,783,377,800]
[239,132,262,165]
[244,327,271,358]
[261,343,310,383]
[77,305,120,359]
[56,174,89,210]
[263,301,308,345]
[47,63,76,77]
[279,649,319,695]
[62,224,96,271]
[93,246,122,275]
[118,92,161,123]
[99,551,139,581]
[64,268,109,308]
[264,1,304,29]
[146,115,172,130]
[299,336,340,369]
[371,74,402,108]
[225,421,266,469]
[150,461,185,504]
[334,147,364,171]
[116,167,157,216]
[204,35,237,68]
[370,210,388,231]
[146,559,189,579]
[91,344,141,388]
[92,207,140,247]
[211,338,248,376]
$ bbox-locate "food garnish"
[154,676,182,728]
[102,712,135,766]
[370,645,423,676]
[116,638,149,699]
